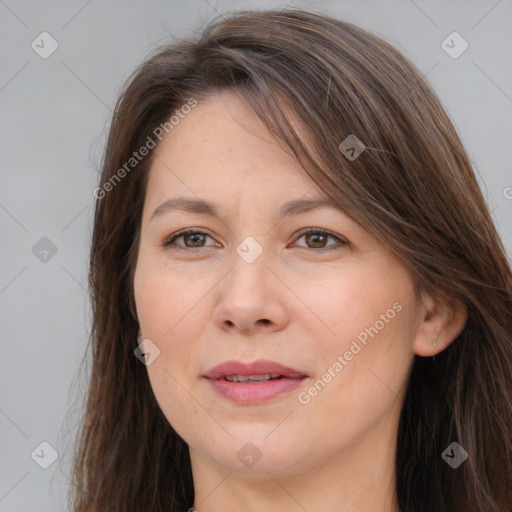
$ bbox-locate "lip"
[202,359,309,405]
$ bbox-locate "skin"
[133,89,467,512]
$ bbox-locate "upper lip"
[203,359,308,380]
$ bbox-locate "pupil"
[186,233,204,247]
[306,233,326,248]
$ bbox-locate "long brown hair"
[68,8,512,511]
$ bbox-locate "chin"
[203,429,308,477]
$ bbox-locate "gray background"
[1,0,511,510]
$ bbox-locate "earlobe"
[413,291,468,357]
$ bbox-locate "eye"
[162,228,347,253]
[292,228,347,252]
[163,229,218,250]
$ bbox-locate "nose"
[212,249,290,335]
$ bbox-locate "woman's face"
[133,90,424,479]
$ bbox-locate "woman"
[70,8,512,512]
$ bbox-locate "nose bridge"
[212,236,289,333]
[226,236,273,302]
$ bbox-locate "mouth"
[222,373,286,383]
[202,360,309,404]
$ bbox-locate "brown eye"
[304,232,328,248]
[294,229,347,252]
[163,228,346,253]
[182,232,207,247]
[163,230,216,250]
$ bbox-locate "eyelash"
[162,228,347,253]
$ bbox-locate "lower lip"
[205,377,306,404]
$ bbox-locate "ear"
[412,290,468,357]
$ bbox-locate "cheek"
[134,259,204,339]
[302,265,415,399]
[297,263,404,342]
[134,259,210,410]
[295,299,415,455]
[134,265,207,441]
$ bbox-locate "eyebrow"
[150,196,341,221]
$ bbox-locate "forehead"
[144,90,327,210]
